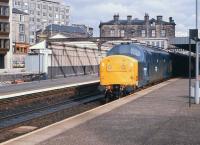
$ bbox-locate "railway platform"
[0,75,99,99]
[2,78,200,145]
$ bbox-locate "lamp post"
[195,0,199,104]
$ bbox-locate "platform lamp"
[189,29,198,106]
[189,29,199,105]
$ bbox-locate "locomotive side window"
[107,44,144,61]
[130,48,141,57]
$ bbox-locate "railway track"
[0,94,104,131]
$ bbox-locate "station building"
[99,13,176,49]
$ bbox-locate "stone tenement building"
[99,14,176,39]
[13,0,70,45]
[12,8,29,54]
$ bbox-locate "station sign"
[39,49,52,54]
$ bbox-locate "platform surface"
[3,79,200,145]
[0,75,99,97]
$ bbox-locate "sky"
[64,0,200,37]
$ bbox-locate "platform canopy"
[169,37,197,53]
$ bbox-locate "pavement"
[3,78,200,145]
[0,75,99,97]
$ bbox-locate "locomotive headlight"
[101,63,105,67]
[107,64,112,71]
[121,64,126,70]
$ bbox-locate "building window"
[31,31,35,35]
[14,0,18,6]
[49,6,52,11]
[55,14,59,19]
[37,4,40,9]
[0,6,9,16]
[0,39,3,48]
[43,5,47,9]
[110,30,115,37]
[19,34,25,42]
[161,30,166,37]
[151,30,156,37]
[19,24,25,33]
[30,10,34,14]
[55,7,58,12]
[66,9,69,13]
[156,41,160,47]
[5,39,10,49]
[30,3,35,9]
[30,38,34,43]
[43,12,46,16]
[0,23,3,32]
[141,30,146,37]
[161,41,165,48]
[0,23,9,32]
[49,13,52,17]
[0,39,10,49]
[121,30,125,37]
[61,15,64,19]
[30,17,34,22]
[37,18,40,22]
[37,11,40,16]
[5,23,9,32]
[19,15,24,22]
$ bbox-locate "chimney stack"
[113,14,119,21]
[157,15,163,22]
[169,17,174,23]
[127,15,132,22]
[144,13,149,21]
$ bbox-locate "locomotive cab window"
[107,44,144,61]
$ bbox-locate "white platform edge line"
[0,78,179,145]
[0,80,100,100]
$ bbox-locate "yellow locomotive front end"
[100,55,138,88]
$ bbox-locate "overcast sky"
[64,0,200,37]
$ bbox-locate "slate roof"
[12,8,29,15]
[44,24,87,34]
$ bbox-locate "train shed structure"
[25,37,134,79]
[169,37,196,52]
